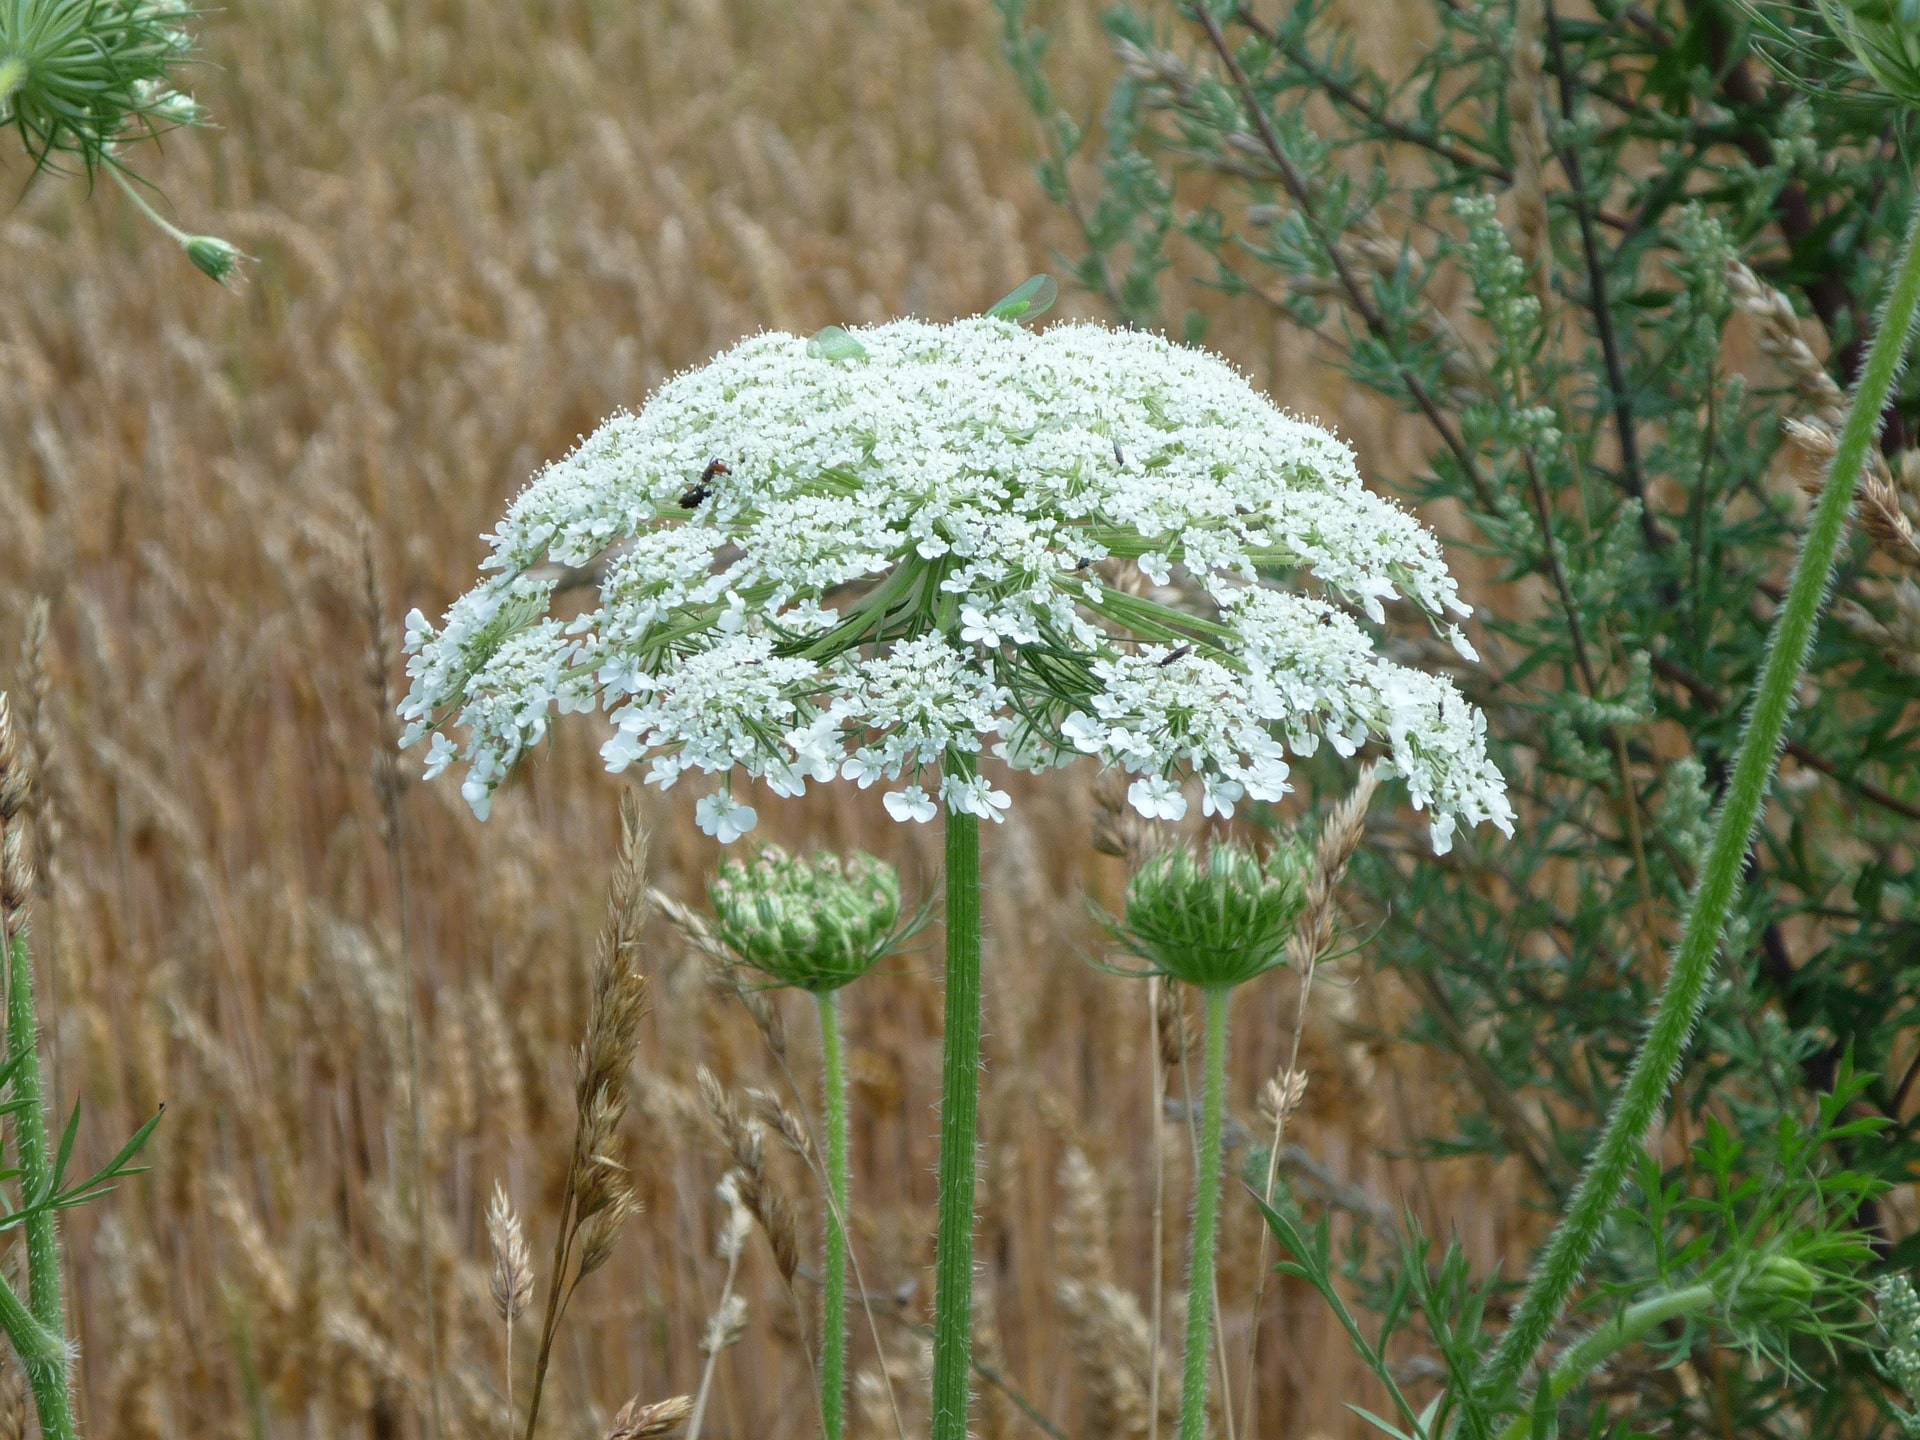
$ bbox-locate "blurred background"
[0,1,1523,1434]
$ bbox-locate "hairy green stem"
[1180,987,1230,1440]
[1477,182,1920,1406]
[816,989,850,1440]
[5,931,74,1440]
[930,806,982,1440]
[1495,1284,1715,1440]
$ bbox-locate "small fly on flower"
[680,459,730,509]
[1159,645,1193,667]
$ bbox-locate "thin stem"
[503,1315,514,1440]
[5,931,74,1440]
[1180,987,1230,1440]
[1495,1285,1716,1440]
[930,805,983,1440]
[520,1164,578,1440]
[1147,977,1167,1440]
[755,1035,905,1440]
[816,989,850,1440]
[1476,179,1920,1408]
[685,1247,742,1440]
[364,546,445,1440]
[108,165,190,244]
[1238,961,1320,1437]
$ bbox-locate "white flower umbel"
[402,302,1514,1440]
[401,316,1511,851]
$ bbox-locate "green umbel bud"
[1821,0,1920,105]
[1120,838,1310,990]
[184,234,242,283]
[1744,1253,1819,1312]
[709,847,902,992]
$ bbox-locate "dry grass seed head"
[1289,762,1380,970]
[698,1068,800,1285]
[0,696,34,936]
[486,1182,534,1323]
[607,1394,696,1439]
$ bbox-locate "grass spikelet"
[0,697,34,939]
[606,1393,694,1439]
[697,1067,801,1287]
[522,798,652,1440]
[486,1182,534,1426]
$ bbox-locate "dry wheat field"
[0,1,1535,1435]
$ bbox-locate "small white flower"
[1061,712,1105,753]
[1128,775,1189,821]
[941,774,1013,823]
[842,751,889,788]
[695,791,759,843]
[883,786,938,824]
[1200,774,1244,819]
[423,732,458,780]
[1448,625,1479,662]
[959,606,1003,648]
[1239,757,1292,804]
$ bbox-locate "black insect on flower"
[680,459,730,509]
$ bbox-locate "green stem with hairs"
[1495,1284,1715,1440]
[4,931,75,1440]
[816,989,850,1440]
[1477,183,1920,1407]
[930,804,982,1440]
[1180,987,1231,1440]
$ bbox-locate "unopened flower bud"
[709,847,903,992]
[183,234,243,283]
[1119,838,1310,990]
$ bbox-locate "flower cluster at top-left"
[1,0,205,174]
[401,316,1513,851]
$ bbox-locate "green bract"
[0,0,203,174]
[1119,839,1309,989]
[709,847,903,992]
[1820,0,1920,103]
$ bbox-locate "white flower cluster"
[401,317,1513,851]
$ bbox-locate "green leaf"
[986,274,1060,322]
[1346,1403,1420,1440]
[806,326,868,362]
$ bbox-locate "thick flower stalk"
[708,846,909,1440]
[402,311,1510,1437]
[1114,840,1309,1440]
[1476,180,1920,1415]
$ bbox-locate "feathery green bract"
[0,0,203,176]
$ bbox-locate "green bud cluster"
[709,847,903,993]
[1119,838,1310,990]
[1878,1274,1920,1432]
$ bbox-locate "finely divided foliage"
[400,317,1511,850]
